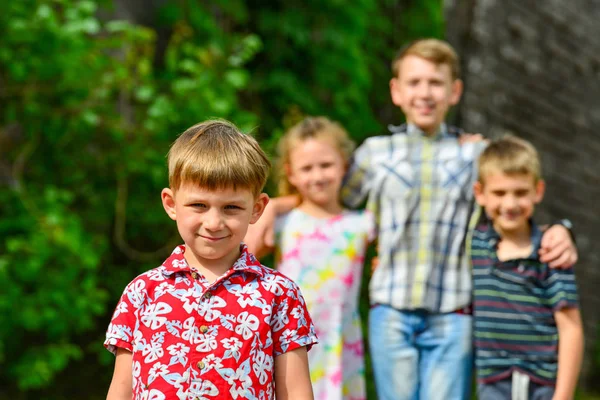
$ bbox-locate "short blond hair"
[167,120,271,196]
[276,116,355,196]
[392,38,460,80]
[478,135,542,184]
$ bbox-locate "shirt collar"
[407,122,449,138]
[481,217,543,260]
[388,123,454,140]
[161,244,265,278]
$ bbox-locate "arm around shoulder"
[539,223,578,268]
[554,307,584,400]
[245,195,299,257]
[106,348,133,400]
[274,346,314,400]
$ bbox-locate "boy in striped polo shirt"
[472,136,584,400]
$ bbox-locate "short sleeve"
[341,140,372,209]
[271,278,318,356]
[544,267,579,312]
[104,277,147,354]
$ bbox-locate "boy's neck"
[494,222,533,261]
[184,246,240,284]
[297,200,344,219]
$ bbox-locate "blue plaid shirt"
[341,123,487,312]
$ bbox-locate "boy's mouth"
[499,211,522,220]
[199,234,227,241]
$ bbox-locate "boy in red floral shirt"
[105,120,318,400]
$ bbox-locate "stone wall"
[445,0,600,389]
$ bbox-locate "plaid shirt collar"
[160,244,265,277]
[388,122,460,140]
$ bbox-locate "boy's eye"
[320,162,333,168]
[191,203,207,208]
[225,205,242,210]
[515,189,529,197]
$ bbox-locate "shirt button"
[191,271,198,279]
[204,292,212,299]
[197,361,205,369]
[200,325,208,333]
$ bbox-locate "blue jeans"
[369,305,473,400]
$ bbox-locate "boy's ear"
[535,180,546,203]
[161,188,177,221]
[389,77,403,108]
[449,79,463,106]
[473,181,485,206]
[250,193,270,224]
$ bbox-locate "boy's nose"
[502,195,518,208]
[203,209,224,231]
[417,83,432,98]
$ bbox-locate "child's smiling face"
[390,55,462,135]
[162,184,268,270]
[286,138,346,212]
[475,172,545,235]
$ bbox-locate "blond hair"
[167,119,271,196]
[478,135,542,184]
[276,116,355,196]
[392,38,460,80]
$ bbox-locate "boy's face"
[161,184,268,269]
[474,172,545,234]
[390,55,462,135]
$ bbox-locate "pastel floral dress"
[274,208,375,400]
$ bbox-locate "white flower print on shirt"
[197,295,226,322]
[235,311,260,340]
[252,350,273,385]
[181,317,200,344]
[141,302,173,330]
[148,362,169,384]
[166,342,189,367]
[127,279,147,308]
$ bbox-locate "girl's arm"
[554,307,584,400]
[106,348,133,400]
[245,195,300,257]
[274,346,314,400]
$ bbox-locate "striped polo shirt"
[471,218,579,385]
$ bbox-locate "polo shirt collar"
[482,217,543,260]
[161,244,265,277]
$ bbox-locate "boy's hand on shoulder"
[539,224,578,268]
[245,202,276,255]
[458,132,487,145]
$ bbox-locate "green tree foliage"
[0,0,443,397]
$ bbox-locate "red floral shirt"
[105,245,318,400]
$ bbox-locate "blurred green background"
[0,0,598,398]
